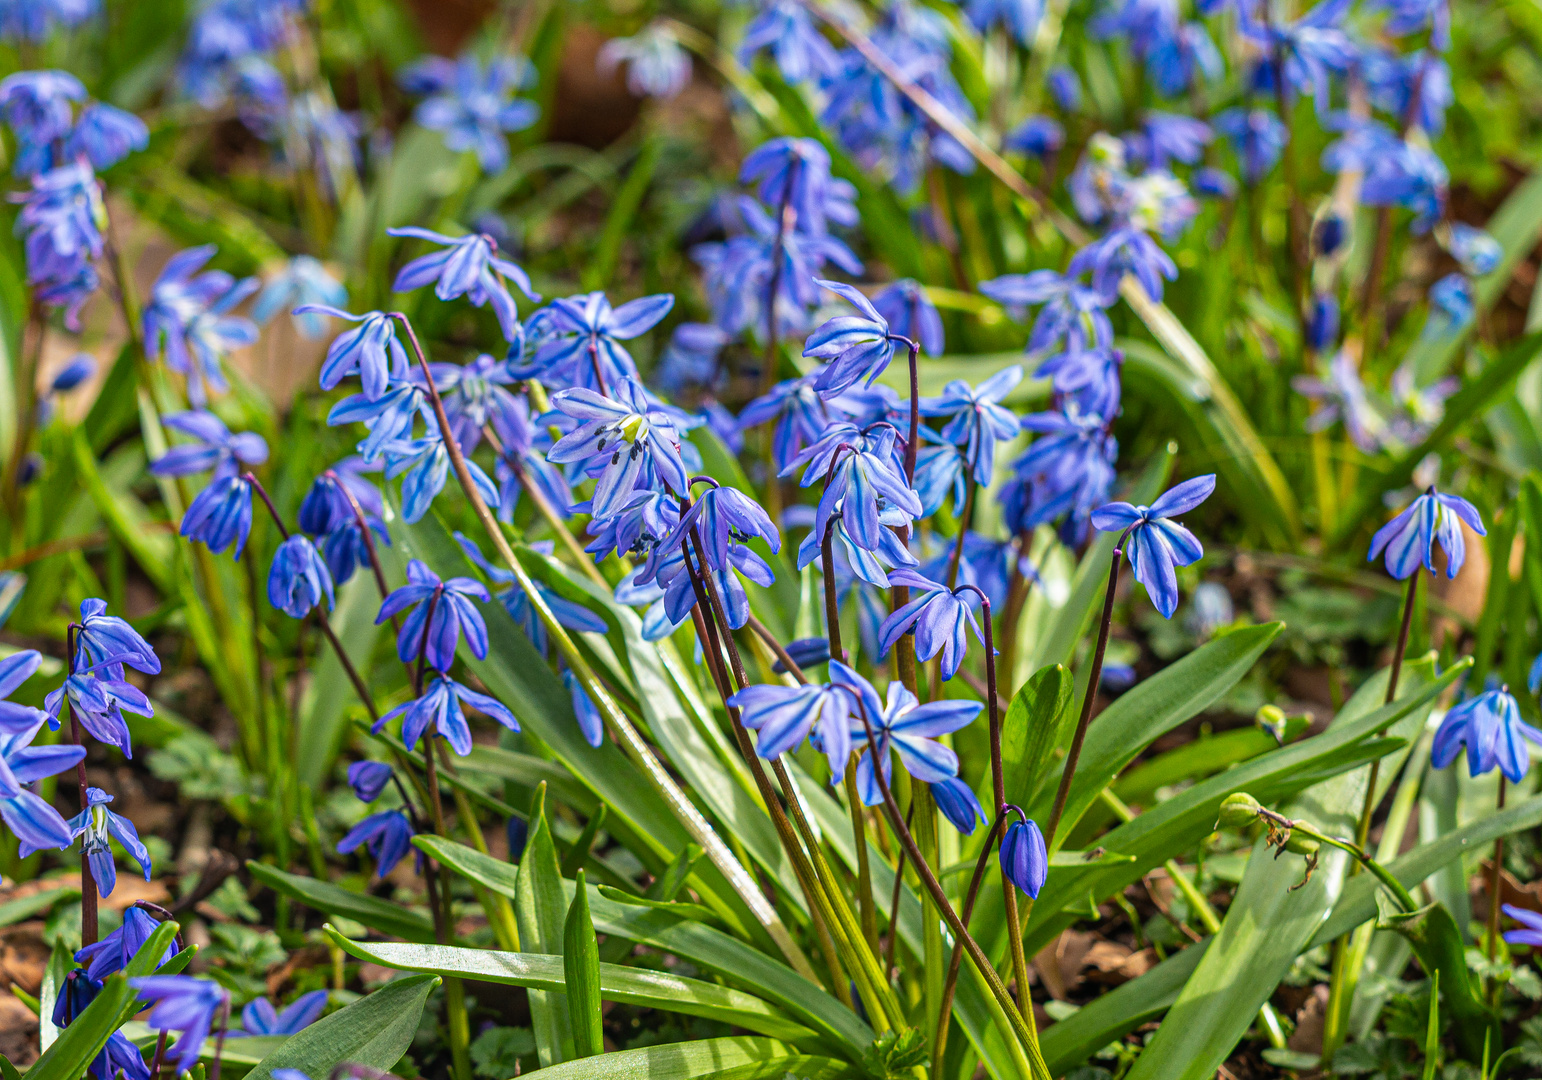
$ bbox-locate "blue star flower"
[150,411,269,482]
[726,678,852,777]
[1004,116,1065,159]
[1432,688,1541,784]
[347,760,393,803]
[738,0,842,85]
[519,291,673,392]
[65,102,148,172]
[75,906,175,980]
[140,245,259,406]
[1068,226,1178,303]
[298,307,407,401]
[980,270,1114,354]
[920,366,1023,485]
[236,991,328,1037]
[546,377,690,521]
[0,652,46,732]
[401,53,539,173]
[45,671,151,757]
[329,381,431,462]
[268,535,335,619]
[738,377,831,473]
[739,138,856,237]
[0,715,83,856]
[966,0,1042,44]
[600,22,693,99]
[668,484,780,573]
[1504,905,1542,949]
[388,227,538,343]
[74,598,159,676]
[377,558,492,673]
[0,71,84,168]
[1002,403,1118,542]
[1214,108,1287,185]
[0,0,99,43]
[872,280,943,357]
[338,809,415,879]
[66,787,150,898]
[834,665,981,805]
[784,424,920,557]
[1292,350,1386,453]
[913,440,967,519]
[878,570,985,680]
[804,279,905,397]
[1090,474,1216,618]
[381,433,501,524]
[378,672,519,755]
[180,473,254,558]
[1368,486,1485,580]
[1000,817,1048,898]
[563,669,605,748]
[125,976,227,1078]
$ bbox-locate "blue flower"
[435,351,526,453]
[656,539,774,632]
[1368,486,1485,580]
[299,307,407,401]
[600,22,692,99]
[654,323,728,395]
[76,906,175,980]
[1292,350,1386,453]
[547,377,690,521]
[872,280,943,357]
[1002,404,1118,541]
[738,377,830,472]
[1241,0,1356,111]
[669,485,780,573]
[913,440,967,519]
[0,715,84,856]
[150,411,269,482]
[236,991,328,1037]
[389,227,538,342]
[725,678,852,777]
[0,0,99,42]
[739,138,856,237]
[1128,112,1212,169]
[74,598,160,675]
[378,673,519,755]
[1426,274,1473,333]
[932,777,988,835]
[1000,818,1048,898]
[13,161,105,324]
[140,245,259,406]
[45,671,151,757]
[920,367,1023,485]
[1068,226,1178,303]
[255,257,348,340]
[0,652,46,732]
[402,53,539,173]
[1090,474,1216,618]
[180,474,254,558]
[126,976,227,1077]
[454,534,608,653]
[805,281,904,397]
[338,809,415,879]
[878,570,985,680]
[1214,109,1287,184]
[329,382,431,462]
[1443,223,1500,277]
[1360,139,1447,234]
[966,0,1042,43]
[785,425,921,559]
[65,103,148,172]
[1047,66,1082,110]
[268,535,335,618]
[834,665,981,805]
[738,0,841,85]
[1004,116,1065,159]
[1370,0,1450,48]
[1306,294,1339,352]
[298,458,384,537]
[1192,167,1237,199]
[0,71,84,167]
[377,558,491,673]
[1037,347,1123,418]
[347,760,393,803]
[66,788,149,898]
[980,271,1114,354]
[774,638,833,675]
[381,434,501,524]
[519,291,672,392]
[1503,905,1542,949]
[563,669,605,748]
[1432,688,1540,783]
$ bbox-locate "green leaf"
[1034,623,1284,845]
[323,931,819,1044]
[564,871,604,1058]
[516,784,575,1067]
[246,862,435,943]
[998,664,1073,814]
[244,973,438,1080]
[1384,903,1497,1063]
[502,1035,855,1079]
[38,939,71,1050]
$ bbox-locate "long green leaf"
[510,1035,854,1079]
[997,664,1072,814]
[1385,903,1497,1062]
[518,784,575,1067]
[247,862,435,942]
[244,973,438,1080]
[323,932,819,1044]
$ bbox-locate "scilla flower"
[0,651,47,731]
[180,474,254,558]
[547,377,690,520]
[125,976,227,1077]
[521,291,674,392]
[1000,817,1048,898]
[254,256,347,340]
[381,433,501,524]
[878,571,986,680]
[66,788,150,897]
[666,484,780,572]
[1368,486,1485,580]
[1090,474,1216,618]
[268,535,335,619]
[235,992,329,1037]
[377,559,491,673]
[388,228,538,342]
[920,367,1024,485]
[75,598,159,676]
[1502,905,1542,948]
[46,671,151,757]
[599,23,692,99]
[726,678,852,777]
[0,717,85,856]
[338,810,415,879]
[1431,687,1541,784]
[804,280,904,397]
[76,906,175,980]
[300,308,406,400]
[378,673,519,756]
[347,760,393,803]
[150,411,269,482]
[835,664,982,806]
[932,777,988,835]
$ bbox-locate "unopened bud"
[1216,792,1262,829]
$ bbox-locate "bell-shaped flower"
[150,411,269,482]
[66,787,150,898]
[329,381,432,463]
[726,678,852,776]
[738,138,854,236]
[805,280,901,397]
[932,777,988,835]
[665,485,780,574]
[76,906,176,980]
[268,535,336,618]
[0,716,84,855]
[980,270,1113,355]
[401,54,539,174]
[338,809,415,880]
[796,509,917,589]
[786,426,920,558]
[872,280,943,356]
[655,537,775,632]
[1000,818,1048,898]
[1368,486,1485,581]
[377,558,491,673]
[388,228,538,343]
[180,473,254,559]
[125,976,227,1077]
[1431,687,1541,784]
[1090,474,1216,618]
[914,440,967,519]
[546,377,689,521]
[1068,226,1178,303]
[45,672,151,757]
[298,307,407,401]
[584,490,678,563]
[381,433,500,524]
[236,991,328,1037]
[347,760,393,803]
[298,458,385,538]
[1503,905,1542,949]
[254,256,348,340]
[920,367,1023,486]
[879,570,986,680]
[835,664,981,805]
[377,673,519,756]
[520,291,674,392]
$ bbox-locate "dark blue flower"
[546,377,690,521]
[740,138,854,236]
[150,411,269,482]
[1432,688,1540,783]
[66,788,149,898]
[378,672,519,755]
[725,678,851,776]
[236,991,328,1037]
[1214,109,1287,185]
[563,669,605,748]
[980,270,1113,354]
[76,906,176,980]
[401,53,539,173]
[126,976,227,1077]
[1091,474,1216,618]
[381,433,501,524]
[1047,66,1082,110]
[74,598,160,675]
[1306,294,1339,352]
[1360,139,1447,234]
[66,103,149,171]
[1004,116,1065,159]
[1192,167,1237,199]
[507,816,529,860]
[338,809,415,879]
[519,291,672,392]
[920,367,1023,485]
[738,0,842,85]
[0,651,46,732]
[1000,818,1048,898]
[268,535,335,618]
[329,382,431,463]
[298,458,385,537]
[180,474,254,558]
[1068,226,1178,302]
[377,558,491,673]
[932,777,988,834]
[1003,403,1118,541]
[389,228,538,342]
[0,71,84,167]
[45,671,150,757]
[455,534,608,652]
[298,307,406,400]
[1368,487,1485,580]
[834,664,981,805]
[1241,0,1356,111]
[0,715,84,856]
[347,760,393,803]
[966,0,1042,43]
[871,279,943,357]
[738,377,830,472]
[878,570,984,680]
[785,425,921,559]
[670,485,781,573]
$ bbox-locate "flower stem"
[391,313,813,978]
[1489,773,1506,1003]
[1044,536,1127,849]
[933,808,1007,1073]
[1276,814,1417,914]
[1354,571,1419,849]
